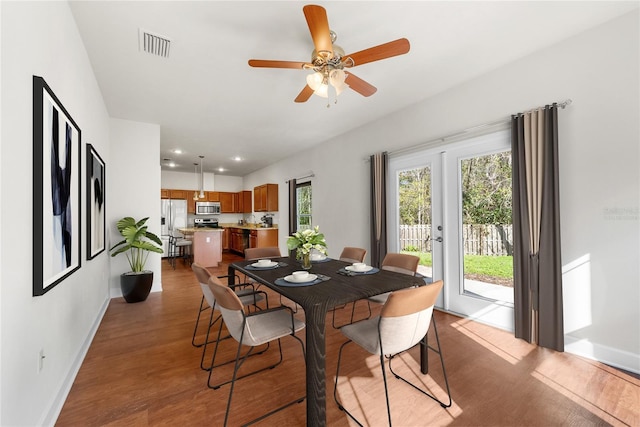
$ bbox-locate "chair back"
[378,281,443,355]
[381,253,419,276]
[339,247,367,264]
[207,276,248,342]
[192,263,215,306]
[244,246,281,260]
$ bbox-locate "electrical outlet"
[38,349,45,373]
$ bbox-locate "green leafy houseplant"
[110,216,163,272]
[287,226,327,269]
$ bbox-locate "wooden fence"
[399,224,513,256]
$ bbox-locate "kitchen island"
[178,228,224,267]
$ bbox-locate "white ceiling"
[69,1,638,176]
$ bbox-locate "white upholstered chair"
[334,281,451,426]
[332,247,370,329]
[207,275,306,426]
[190,263,267,373]
[367,253,420,304]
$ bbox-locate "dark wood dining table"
[228,256,425,427]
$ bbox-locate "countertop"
[218,223,278,230]
[178,224,278,234]
[178,227,224,234]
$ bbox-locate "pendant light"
[198,155,205,199]
[193,163,199,200]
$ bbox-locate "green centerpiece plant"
[286,225,327,269]
[110,216,163,302]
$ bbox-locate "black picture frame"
[86,144,106,260]
[33,76,82,296]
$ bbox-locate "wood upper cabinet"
[161,189,189,199]
[253,184,278,212]
[237,190,252,213]
[207,191,220,202]
[219,192,236,213]
[169,189,188,199]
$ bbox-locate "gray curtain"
[288,179,297,257]
[288,178,297,235]
[512,105,564,351]
[370,152,388,267]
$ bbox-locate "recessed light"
[218,167,225,172]
[172,149,183,154]
[168,162,176,167]
[231,156,243,162]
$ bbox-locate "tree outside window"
[297,182,312,231]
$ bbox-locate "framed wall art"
[32,75,82,296]
[86,144,105,260]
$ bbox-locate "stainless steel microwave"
[195,201,220,215]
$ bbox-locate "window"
[296,181,312,231]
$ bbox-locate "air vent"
[139,29,171,58]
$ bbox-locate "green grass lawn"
[402,251,513,279]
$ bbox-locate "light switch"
[206,237,210,243]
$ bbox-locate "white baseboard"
[40,296,110,426]
[565,335,640,375]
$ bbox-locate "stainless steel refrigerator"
[160,199,187,256]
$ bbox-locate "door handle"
[434,237,443,243]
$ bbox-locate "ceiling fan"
[248,4,410,104]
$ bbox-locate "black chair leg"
[388,314,452,408]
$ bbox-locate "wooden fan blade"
[248,59,309,69]
[303,5,333,57]
[345,71,377,97]
[295,85,314,103]
[343,38,410,67]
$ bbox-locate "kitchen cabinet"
[219,192,236,213]
[253,184,278,212]
[249,228,278,249]
[161,188,188,199]
[237,190,252,213]
[168,189,188,199]
[207,191,220,202]
[222,228,230,251]
[229,228,248,255]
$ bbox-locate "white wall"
[245,11,639,372]
[0,2,111,425]
[1,2,164,424]
[109,119,162,297]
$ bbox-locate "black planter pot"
[120,271,153,303]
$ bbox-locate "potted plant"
[286,225,327,270]
[110,216,163,303]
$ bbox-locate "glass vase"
[300,251,312,270]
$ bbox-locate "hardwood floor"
[56,253,639,426]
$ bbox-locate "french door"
[389,129,515,331]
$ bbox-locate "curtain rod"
[285,172,315,183]
[387,99,572,157]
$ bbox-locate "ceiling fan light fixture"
[313,83,329,98]
[329,69,346,93]
[306,71,324,91]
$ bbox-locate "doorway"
[389,129,515,330]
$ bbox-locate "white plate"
[346,265,373,273]
[251,261,278,268]
[310,254,326,261]
[284,274,318,283]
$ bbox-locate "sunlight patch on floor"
[531,353,640,426]
[334,352,462,426]
[450,317,535,365]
